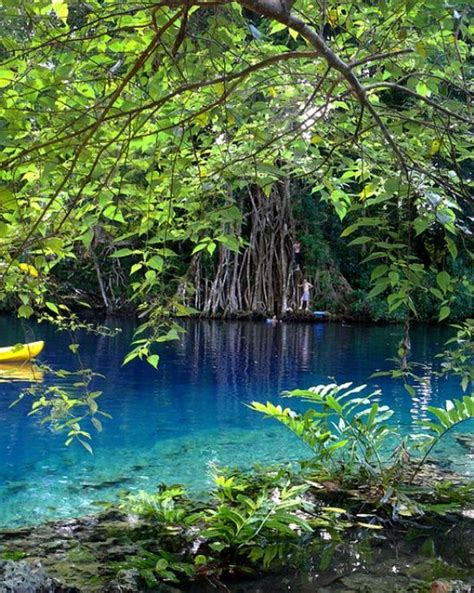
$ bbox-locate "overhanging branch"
[238,0,410,172]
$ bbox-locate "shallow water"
[0,317,471,527]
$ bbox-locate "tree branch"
[364,82,472,124]
[238,0,410,172]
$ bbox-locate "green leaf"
[91,417,103,432]
[79,439,93,455]
[367,280,389,298]
[429,288,443,300]
[111,248,136,258]
[147,255,163,271]
[0,69,14,88]
[45,301,59,314]
[445,237,458,259]
[216,235,240,252]
[18,305,33,318]
[348,236,372,246]
[81,228,94,249]
[0,187,16,210]
[340,224,358,237]
[416,82,431,97]
[130,263,143,275]
[147,354,160,369]
[436,271,450,293]
[103,205,126,223]
[430,139,441,155]
[0,222,10,238]
[371,265,388,281]
[194,555,207,566]
[438,306,450,321]
[52,0,69,23]
[427,406,450,427]
[414,217,431,236]
[192,243,208,255]
[269,21,287,34]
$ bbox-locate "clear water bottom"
[0,318,472,528]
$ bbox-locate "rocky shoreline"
[1,503,473,593]
[1,421,473,592]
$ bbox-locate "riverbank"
[2,289,471,324]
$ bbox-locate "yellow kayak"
[0,340,44,363]
[0,362,44,382]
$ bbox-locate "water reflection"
[0,316,467,527]
[0,362,44,382]
[409,370,434,426]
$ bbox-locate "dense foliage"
[0,0,472,450]
[0,5,472,588]
[0,0,471,331]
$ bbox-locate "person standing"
[293,240,303,271]
[299,279,313,310]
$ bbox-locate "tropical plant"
[437,319,474,393]
[120,549,195,586]
[203,474,313,564]
[250,382,396,482]
[119,464,355,586]
[117,384,474,587]
[119,485,195,528]
[250,382,474,487]
[411,395,474,480]
[10,366,108,453]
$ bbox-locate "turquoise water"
[0,317,471,527]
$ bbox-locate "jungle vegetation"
[0,3,473,590]
[0,0,472,330]
[1,0,472,444]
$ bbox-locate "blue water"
[0,317,471,528]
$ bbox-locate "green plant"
[121,550,194,586]
[1,0,471,347]
[410,396,474,481]
[437,319,474,392]
[116,384,473,588]
[251,383,474,477]
[120,485,195,528]
[250,382,395,483]
[0,549,26,561]
[250,382,474,524]
[10,366,108,453]
[203,473,313,567]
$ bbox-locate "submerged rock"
[103,569,141,593]
[455,435,474,453]
[339,572,422,592]
[80,477,133,490]
[0,560,79,592]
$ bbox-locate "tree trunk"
[188,179,299,316]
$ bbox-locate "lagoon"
[0,317,470,527]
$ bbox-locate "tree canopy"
[0,0,472,332]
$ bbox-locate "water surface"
[0,317,470,527]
